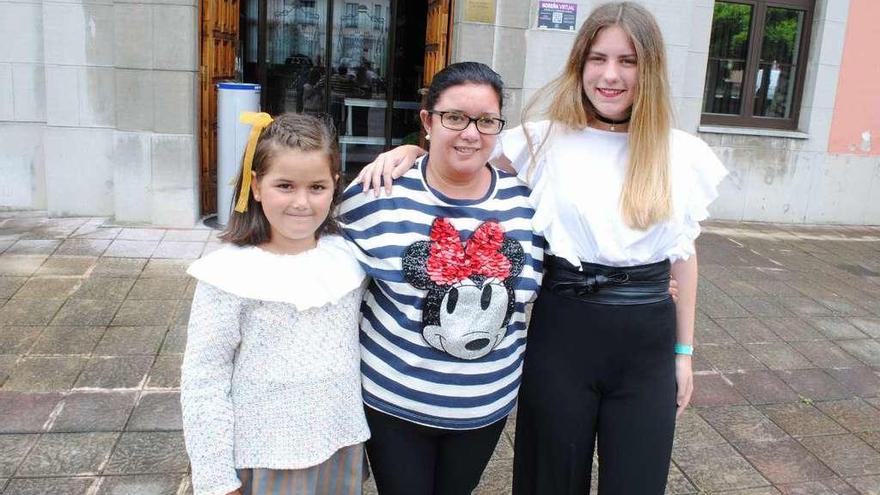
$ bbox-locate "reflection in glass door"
[241,0,426,177]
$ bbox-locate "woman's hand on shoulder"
[354,144,426,197]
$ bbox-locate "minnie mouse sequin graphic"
[403,218,525,360]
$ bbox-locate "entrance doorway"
[241,0,430,176]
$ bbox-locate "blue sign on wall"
[537,2,577,31]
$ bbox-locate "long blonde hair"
[523,1,672,230]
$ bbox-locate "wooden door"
[199,0,239,215]
[424,0,452,86]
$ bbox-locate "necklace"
[594,113,631,131]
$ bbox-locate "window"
[344,3,359,28]
[701,0,814,130]
[373,4,384,31]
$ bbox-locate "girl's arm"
[670,253,698,419]
[181,282,244,495]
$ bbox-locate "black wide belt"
[543,255,671,305]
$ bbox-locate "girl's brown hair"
[218,112,342,246]
[523,1,673,230]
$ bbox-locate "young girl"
[181,112,370,495]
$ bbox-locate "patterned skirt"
[237,443,367,495]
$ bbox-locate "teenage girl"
[181,112,369,495]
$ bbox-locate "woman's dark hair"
[424,62,505,111]
[219,112,343,247]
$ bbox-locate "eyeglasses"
[428,111,506,135]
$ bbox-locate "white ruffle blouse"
[494,121,728,267]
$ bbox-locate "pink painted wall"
[828,0,880,155]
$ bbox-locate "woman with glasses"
[337,62,543,494]
[356,3,727,493]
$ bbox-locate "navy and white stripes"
[339,157,543,430]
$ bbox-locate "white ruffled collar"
[186,235,366,310]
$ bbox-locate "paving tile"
[0,256,46,277]
[777,478,860,494]
[665,461,698,494]
[815,399,880,433]
[74,356,153,389]
[792,341,863,369]
[104,431,189,474]
[717,318,782,344]
[717,488,781,495]
[159,324,187,354]
[104,240,159,259]
[672,442,767,492]
[0,239,12,252]
[74,227,121,240]
[763,318,827,342]
[0,391,64,432]
[3,357,87,392]
[52,299,122,326]
[111,300,176,327]
[848,318,880,338]
[777,296,836,317]
[11,277,81,299]
[152,241,205,260]
[0,434,39,476]
[94,326,167,356]
[70,277,136,300]
[55,239,112,257]
[775,369,854,401]
[691,373,749,407]
[0,298,65,325]
[2,477,96,494]
[0,277,27,299]
[163,230,212,242]
[29,326,105,355]
[809,318,869,340]
[758,402,847,438]
[127,391,182,431]
[736,437,834,484]
[202,242,223,255]
[860,431,880,451]
[0,326,43,354]
[117,229,167,242]
[34,256,97,276]
[844,475,880,495]
[17,432,117,476]
[0,354,17,385]
[94,474,184,495]
[744,342,813,370]
[474,456,513,495]
[732,296,796,317]
[837,340,880,368]
[800,434,880,477]
[699,405,787,445]
[171,300,191,326]
[826,367,880,398]
[698,344,766,372]
[140,259,191,278]
[146,354,182,388]
[50,391,138,433]
[127,278,189,300]
[726,369,800,405]
[698,282,751,318]
[673,409,727,448]
[90,258,147,277]
[5,240,61,255]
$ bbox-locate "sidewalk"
[1,213,879,494]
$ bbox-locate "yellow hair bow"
[234,111,274,213]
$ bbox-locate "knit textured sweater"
[180,236,370,495]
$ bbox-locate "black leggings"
[364,406,506,495]
[513,288,677,495]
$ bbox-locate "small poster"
[537,2,577,31]
[463,0,496,24]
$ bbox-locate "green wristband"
[675,343,694,356]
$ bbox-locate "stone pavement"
[1,212,879,495]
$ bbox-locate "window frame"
[701,0,815,130]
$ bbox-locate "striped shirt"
[339,156,543,430]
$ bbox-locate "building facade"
[1,0,878,226]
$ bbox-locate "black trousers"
[512,287,677,495]
[365,406,506,495]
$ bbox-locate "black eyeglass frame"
[427,110,507,135]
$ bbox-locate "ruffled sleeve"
[493,120,552,183]
[669,133,729,262]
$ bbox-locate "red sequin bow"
[426,219,511,285]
